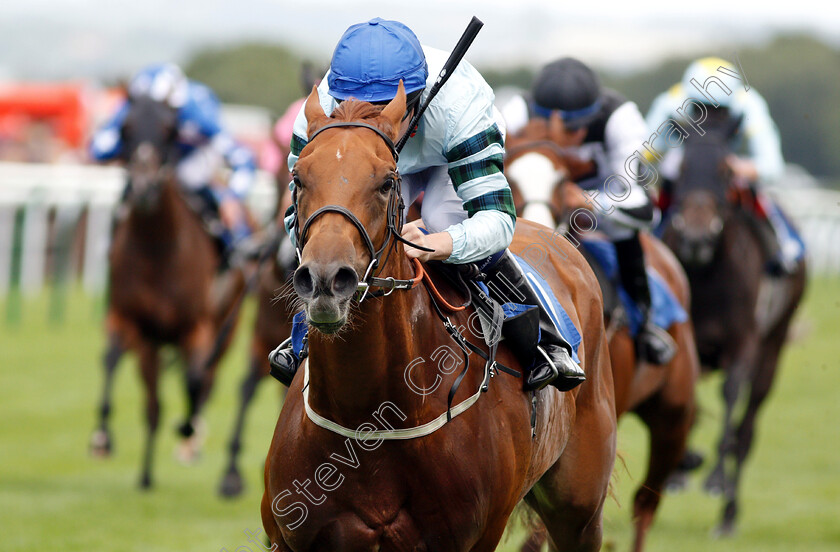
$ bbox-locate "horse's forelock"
[319,100,397,143]
[679,133,731,203]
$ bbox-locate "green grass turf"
[1,278,838,551]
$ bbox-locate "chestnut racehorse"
[89,96,244,488]
[505,123,699,552]
[261,85,617,551]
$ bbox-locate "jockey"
[503,57,678,366]
[269,17,586,392]
[646,57,803,275]
[90,63,257,261]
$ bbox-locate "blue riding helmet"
[328,17,428,102]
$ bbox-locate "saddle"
[422,260,540,372]
[578,237,688,336]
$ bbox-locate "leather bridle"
[292,121,433,301]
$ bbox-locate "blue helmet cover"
[328,18,428,102]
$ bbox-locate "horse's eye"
[293,175,304,190]
[380,178,394,194]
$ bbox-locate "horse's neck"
[126,182,190,254]
[723,209,767,271]
[306,255,441,425]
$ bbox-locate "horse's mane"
[332,99,384,122]
[328,99,398,139]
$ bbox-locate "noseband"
[292,121,433,300]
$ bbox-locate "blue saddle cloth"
[581,239,687,336]
[506,254,582,363]
[767,200,806,263]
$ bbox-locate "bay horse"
[261,85,617,551]
[89,95,245,488]
[219,191,296,498]
[660,110,807,536]
[504,121,699,552]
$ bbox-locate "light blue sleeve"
[644,85,685,159]
[739,91,784,182]
[437,57,515,264]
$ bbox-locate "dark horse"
[261,85,617,551]
[89,96,244,488]
[219,195,296,497]
[661,109,807,535]
[505,126,699,552]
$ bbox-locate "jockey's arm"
[737,92,784,184]
[210,131,257,200]
[182,82,257,202]
[89,100,130,162]
[204,131,256,230]
[601,101,658,230]
[434,96,516,264]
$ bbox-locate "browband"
[308,122,399,162]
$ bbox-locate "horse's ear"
[304,85,328,137]
[380,81,407,138]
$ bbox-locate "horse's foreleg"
[261,489,292,551]
[528,397,616,551]
[178,321,215,445]
[138,342,161,489]
[90,332,125,457]
[520,523,547,552]
[705,336,759,498]
[219,345,269,498]
[632,385,694,552]
[716,325,789,536]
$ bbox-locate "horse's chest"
[111,268,210,338]
[271,433,488,551]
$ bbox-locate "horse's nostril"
[332,266,359,298]
[293,266,316,299]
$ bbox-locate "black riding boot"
[485,251,586,392]
[614,233,677,365]
[184,187,233,269]
[269,337,303,387]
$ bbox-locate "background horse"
[219,187,296,498]
[660,110,807,535]
[89,95,244,488]
[505,123,699,552]
[261,87,617,551]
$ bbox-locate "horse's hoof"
[219,469,245,498]
[665,471,689,493]
[139,473,153,490]
[711,521,736,539]
[89,429,113,458]
[175,438,202,465]
[176,421,195,438]
[175,418,206,464]
[679,450,705,472]
[703,471,725,496]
